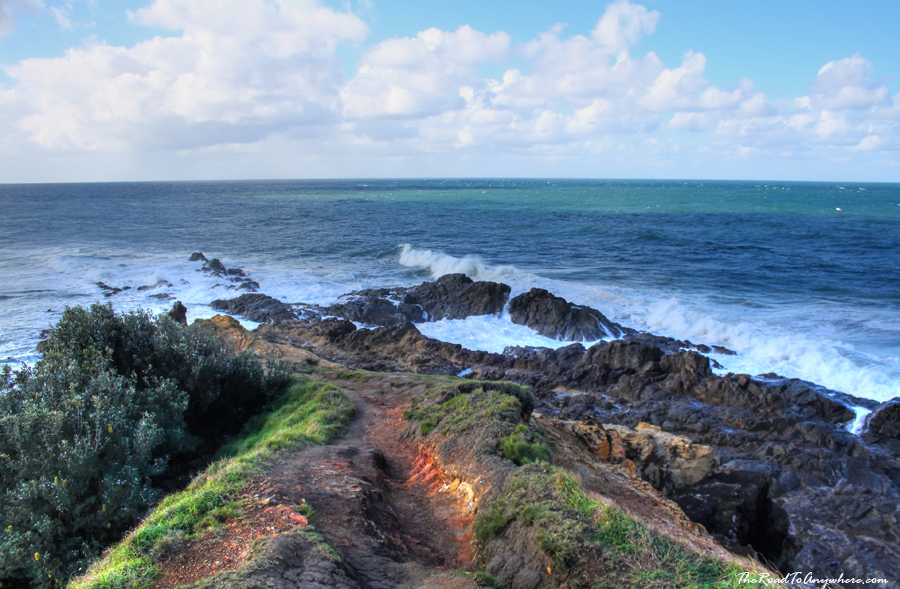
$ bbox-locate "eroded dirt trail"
[153,372,477,589]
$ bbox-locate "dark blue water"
[2,179,898,402]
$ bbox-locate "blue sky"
[1,0,899,182]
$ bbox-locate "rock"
[322,274,511,326]
[96,281,122,296]
[403,273,511,320]
[672,471,789,566]
[508,288,632,341]
[167,301,187,325]
[202,258,227,275]
[864,398,900,441]
[188,252,208,262]
[211,293,297,323]
[325,289,421,326]
[137,280,173,291]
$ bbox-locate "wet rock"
[202,258,227,275]
[188,252,208,262]
[864,398,900,442]
[96,281,122,296]
[403,273,511,320]
[508,288,633,341]
[325,289,421,326]
[323,274,511,326]
[167,301,187,325]
[137,280,173,291]
[211,293,297,323]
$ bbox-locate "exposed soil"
[150,371,478,589]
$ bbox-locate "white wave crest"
[639,298,899,403]
[398,244,521,282]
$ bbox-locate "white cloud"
[0,0,898,181]
[49,5,71,29]
[811,55,890,110]
[590,0,660,54]
[4,0,367,150]
[340,25,510,120]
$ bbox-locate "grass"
[403,380,533,436]
[70,377,354,589]
[474,464,765,589]
[499,424,552,465]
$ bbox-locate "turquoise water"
[1,179,898,401]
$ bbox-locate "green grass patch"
[474,464,765,588]
[403,380,533,437]
[336,369,373,381]
[70,377,354,589]
[499,424,552,465]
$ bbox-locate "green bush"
[499,424,552,465]
[0,304,289,588]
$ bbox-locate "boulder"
[403,273,511,320]
[508,288,632,341]
[167,301,188,325]
[321,274,511,326]
[864,398,900,441]
[202,258,227,275]
[325,289,422,326]
[210,293,296,323]
[188,252,208,262]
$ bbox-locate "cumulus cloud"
[4,0,367,150]
[0,0,898,180]
[341,25,510,120]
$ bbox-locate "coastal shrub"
[499,424,552,465]
[73,377,354,589]
[0,303,289,588]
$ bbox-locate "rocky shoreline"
[101,253,900,585]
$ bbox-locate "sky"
[1,0,899,183]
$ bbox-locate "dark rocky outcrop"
[321,274,511,327]
[188,252,208,262]
[202,258,228,275]
[673,471,791,567]
[324,288,422,326]
[403,273,511,321]
[864,398,900,442]
[508,288,634,341]
[211,293,297,324]
[96,281,129,296]
[167,301,188,325]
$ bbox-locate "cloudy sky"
[1,0,898,182]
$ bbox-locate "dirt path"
[151,372,478,589]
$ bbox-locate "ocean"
[1,179,898,404]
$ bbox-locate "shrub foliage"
[0,304,288,588]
